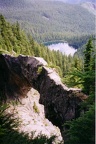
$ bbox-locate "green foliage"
[0,0,95,43]
[83,38,95,95]
[0,13,95,144]
[63,38,95,93]
[62,70,84,88]
[64,105,95,144]
[0,49,10,54]
[0,14,84,81]
[33,102,40,114]
[0,103,19,140]
[0,15,95,92]
[37,66,43,74]
[62,55,83,88]
[0,102,57,144]
[63,38,95,144]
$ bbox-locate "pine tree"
[64,105,95,144]
[83,38,95,95]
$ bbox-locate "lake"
[47,43,77,56]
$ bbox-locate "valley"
[0,0,95,144]
[0,0,95,44]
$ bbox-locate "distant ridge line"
[42,40,67,45]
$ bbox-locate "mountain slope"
[0,0,29,8]
[53,0,95,4]
[81,2,96,15]
[0,0,95,42]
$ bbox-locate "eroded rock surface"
[0,54,47,100]
[0,54,87,141]
[7,88,63,143]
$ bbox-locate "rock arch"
[0,54,87,140]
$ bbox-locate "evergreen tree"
[83,38,95,95]
[65,105,95,144]
[64,38,95,144]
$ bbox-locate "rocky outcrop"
[0,54,87,141]
[37,67,87,123]
[7,88,63,143]
[0,54,47,100]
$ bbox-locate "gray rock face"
[7,88,63,143]
[0,54,47,100]
[0,54,87,140]
[35,67,87,128]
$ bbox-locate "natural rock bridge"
[0,54,87,141]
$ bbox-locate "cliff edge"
[0,54,87,141]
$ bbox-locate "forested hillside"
[53,0,95,4]
[0,0,95,43]
[0,15,95,88]
[0,14,84,80]
[0,15,95,144]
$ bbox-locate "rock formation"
[7,88,63,143]
[0,54,87,141]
